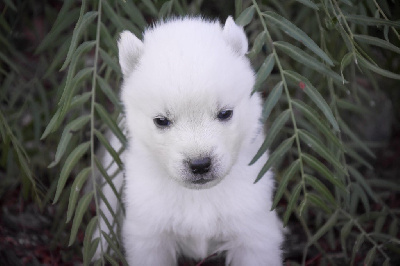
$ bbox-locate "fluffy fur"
[97,16,283,265]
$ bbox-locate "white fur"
[98,16,283,265]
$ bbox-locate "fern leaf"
[254,136,295,183]
[53,141,90,204]
[44,39,71,78]
[263,11,333,66]
[304,174,336,206]
[307,210,338,246]
[354,34,400,54]
[340,52,353,82]
[336,98,371,114]
[374,213,387,233]
[98,210,119,242]
[283,182,302,226]
[248,31,266,58]
[298,130,346,175]
[88,238,100,265]
[99,49,122,75]
[302,153,346,190]
[140,0,158,16]
[159,1,173,18]
[235,0,243,18]
[295,0,319,10]
[14,146,36,197]
[94,156,124,206]
[291,99,343,149]
[49,115,91,168]
[59,67,94,130]
[101,232,128,265]
[352,183,370,213]
[95,103,126,146]
[122,1,147,29]
[102,0,125,31]
[271,159,300,210]
[67,167,91,223]
[284,70,340,132]
[99,23,118,55]
[339,119,375,158]
[97,75,122,109]
[261,81,283,121]
[104,253,119,266]
[83,216,99,265]
[251,109,290,164]
[357,53,400,80]
[364,247,377,266]
[41,92,92,140]
[340,220,354,258]
[94,129,123,168]
[69,191,94,246]
[274,41,344,84]
[348,166,379,203]
[254,53,275,91]
[306,193,332,213]
[345,147,373,170]
[351,234,365,266]
[57,40,96,126]
[345,14,400,28]
[61,11,98,71]
[235,6,255,27]
[36,9,80,54]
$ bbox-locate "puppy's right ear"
[222,16,248,56]
[118,31,144,77]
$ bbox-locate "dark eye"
[217,109,233,121]
[154,116,171,128]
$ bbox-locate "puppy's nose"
[190,157,211,175]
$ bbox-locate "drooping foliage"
[1,0,400,265]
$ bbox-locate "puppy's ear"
[222,16,248,56]
[118,31,144,77]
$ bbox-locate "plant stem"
[340,209,390,262]
[90,0,104,263]
[251,0,307,199]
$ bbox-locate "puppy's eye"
[154,116,171,128]
[217,109,233,121]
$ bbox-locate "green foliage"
[244,0,400,264]
[1,0,400,265]
[37,0,157,264]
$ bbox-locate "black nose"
[189,157,211,175]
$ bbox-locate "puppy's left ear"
[118,30,144,77]
[222,16,248,56]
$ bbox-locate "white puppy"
[97,16,283,265]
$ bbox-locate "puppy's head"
[119,17,262,189]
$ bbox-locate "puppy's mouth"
[179,175,223,190]
[191,178,212,185]
[178,156,224,188]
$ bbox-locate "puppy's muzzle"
[188,157,214,184]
